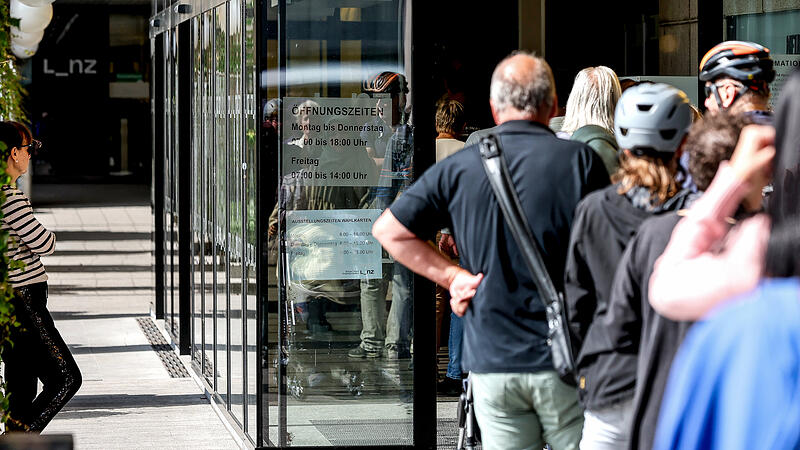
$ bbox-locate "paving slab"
[32,204,239,449]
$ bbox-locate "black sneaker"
[437,377,462,396]
[347,345,382,359]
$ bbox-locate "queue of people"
[373,39,799,450]
[0,37,794,447]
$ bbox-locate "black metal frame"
[409,0,437,447]
[178,19,193,355]
[153,32,165,321]
[275,1,288,445]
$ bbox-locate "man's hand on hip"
[449,269,483,317]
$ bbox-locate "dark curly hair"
[685,112,751,191]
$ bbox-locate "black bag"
[478,134,578,385]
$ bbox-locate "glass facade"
[150,0,800,448]
[266,2,416,446]
[153,1,261,443]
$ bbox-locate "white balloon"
[11,41,38,59]
[10,0,53,33]
[10,26,43,48]
[17,0,55,7]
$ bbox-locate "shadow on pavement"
[32,184,150,207]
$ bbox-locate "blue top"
[654,277,800,450]
[389,120,609,373]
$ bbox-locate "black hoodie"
[564,183,691,409]
[610,211,692,450]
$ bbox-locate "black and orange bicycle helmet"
[700,41,775,109]
[363,71,408,95]
[700,41,775,85]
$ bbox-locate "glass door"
[264,1,419,446]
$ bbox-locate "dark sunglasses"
[19,139,42,153]
[704,81,747,98]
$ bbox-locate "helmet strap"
[727,84,750,109]
[710,83,725,110]
[713,82,750,110]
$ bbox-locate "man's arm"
[373,209,482,316]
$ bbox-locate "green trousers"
[471,371,584,450]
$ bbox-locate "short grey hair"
[561,66,621,134]
[490,52,556,117]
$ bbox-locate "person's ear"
[548,94,559,120]
[722,84,737,108]
[489,100,499,125]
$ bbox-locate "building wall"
[659,0,699,75]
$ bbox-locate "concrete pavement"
[31,204,239,449]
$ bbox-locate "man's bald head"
[490,52,556,124]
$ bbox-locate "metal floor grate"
[309,418,480,448]
[136,317,190,378]
[311,418,412,446]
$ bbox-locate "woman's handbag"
[477,134,578,385]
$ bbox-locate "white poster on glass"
[770,55,800,109]
[282,97,391,186]
[286,209,382,281]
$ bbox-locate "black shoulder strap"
[477,134,561,309]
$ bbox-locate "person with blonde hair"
[561,66,622,175]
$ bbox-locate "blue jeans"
[446,312,463,380]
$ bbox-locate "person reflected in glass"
[281,116,376,337]
[0,121,81,432]
[287,99,321,155]
[349,72,414,359]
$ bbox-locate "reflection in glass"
[165,28,177,337]
[229,0,246,426]
[215,4,229,402]
[263,3,279,446]
[244,0,258,439]
[202,10,216,387]
[191,16,204,365]
[163,30,172,337]
[270,1,414,446]
[172,26,181,340]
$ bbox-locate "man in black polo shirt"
[372,52,609,450]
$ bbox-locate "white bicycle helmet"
[614,83,692,155]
